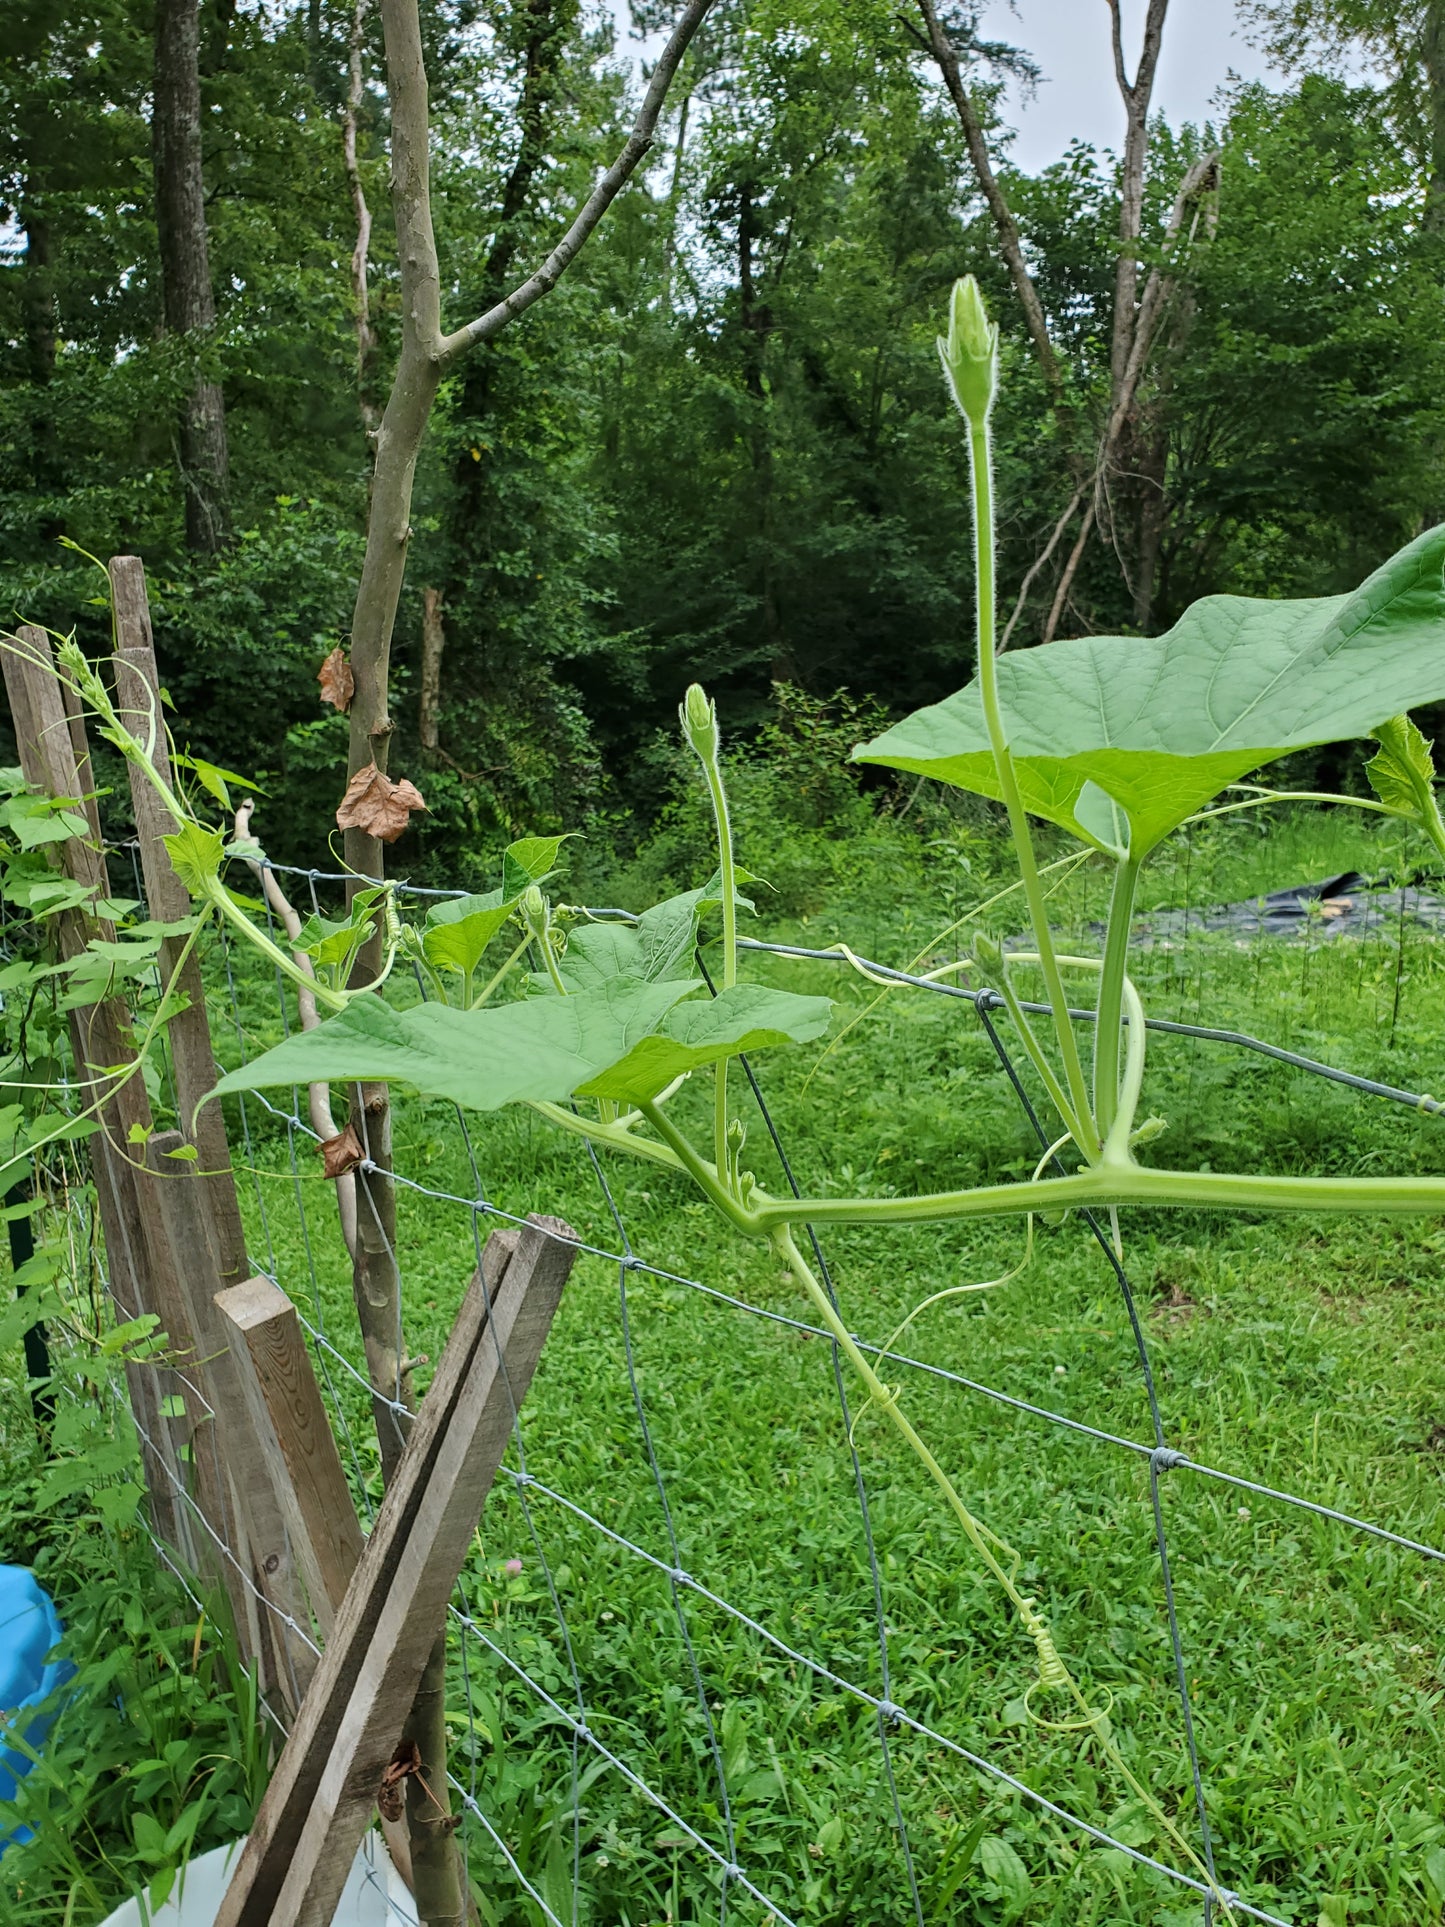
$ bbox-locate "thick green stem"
[967,419,1098,1155]
[703,748,738,1180]
[991,962,1085,1146]
[640,1098,753,1229]
[749,1159,1445,1233]
[527,1100,686,1176]
[1105,976,1148,1160]
[1093,855,1141,1142]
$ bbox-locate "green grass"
[6,795,1445,1925]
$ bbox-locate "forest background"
[4,0,1444,877]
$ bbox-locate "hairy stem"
[967,418,1098,1153]
[705,749,738,1180]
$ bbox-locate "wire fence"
[39,848,1445,1926]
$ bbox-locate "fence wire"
[38,850,1445,1927]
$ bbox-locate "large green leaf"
[208,978,703,1112]
[574,985,834,1103]
[855,526,1445,855]
[208,975,829,1116]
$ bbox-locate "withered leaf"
[318,1122,364,1179]
[318,648,355,713]
[335,763,427,844]
[377,1737,421,1822]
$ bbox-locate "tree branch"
[436,0,717,366]
[913,0,1063,402]
[1039,150,1216,643]
[1109,0,1170,396]
[343,0,380,438]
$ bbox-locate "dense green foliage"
[5,1,1445,857]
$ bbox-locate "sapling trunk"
[405,1635,464,1926]
[336,7,718,1913]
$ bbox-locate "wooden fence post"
[2,627,193,1563]
[109,555,250,1293]
[214,1215,576,1927]
[148,1130,320,1709]
[214,1273,369,1640]
[96,557,318,1707]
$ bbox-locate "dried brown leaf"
[318,1122,364,1179]
[335,763,427,844]
[318,647,355,713]
[377,1738,421,1822]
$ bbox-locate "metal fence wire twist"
[57,852,1445,1927]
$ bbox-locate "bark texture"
[1425,0,1445,236]
[419,587,445,750]
[344,0,381,436]
[153,0,231,552]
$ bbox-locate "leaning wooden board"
[214,1213,576,1927]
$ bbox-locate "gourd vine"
[18,278,1445,1922]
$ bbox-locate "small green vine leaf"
[500,833,572,900]
[1366,713,1445,857]
[162,822,226,898]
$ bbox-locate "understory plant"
[19,278,1445,1915]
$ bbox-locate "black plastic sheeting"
[1129,872,1445,946]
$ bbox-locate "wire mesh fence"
[30,845,1445,1926]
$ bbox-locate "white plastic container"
[98,1834,416,1926]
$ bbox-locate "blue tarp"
[0,1565,74,1854]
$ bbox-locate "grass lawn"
[4,796,1444,1925]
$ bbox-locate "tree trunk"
[1424,0,1445,237]
[404,1634,463,1925]
[344,0,381,438]
[1107,0,1170,398]
[343,8,717,1915]
[1128,411,1169,632]
[153,0,231,553]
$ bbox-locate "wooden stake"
[1,627,193,1561]
[148,1131,319,1708]
[214,1273,368,1640]
[109,555,251,1295]
[214,1215,575,1927]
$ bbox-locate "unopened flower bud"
[970,929,1004,972]
[521,884,547,932]
[680,683,719,760]
[938,275,998,428]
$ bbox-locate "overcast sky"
[974,1,1275,171]
[610,2,1295,172]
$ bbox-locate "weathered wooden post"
[3,625,191,1564]
[215,1216,576,1927]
